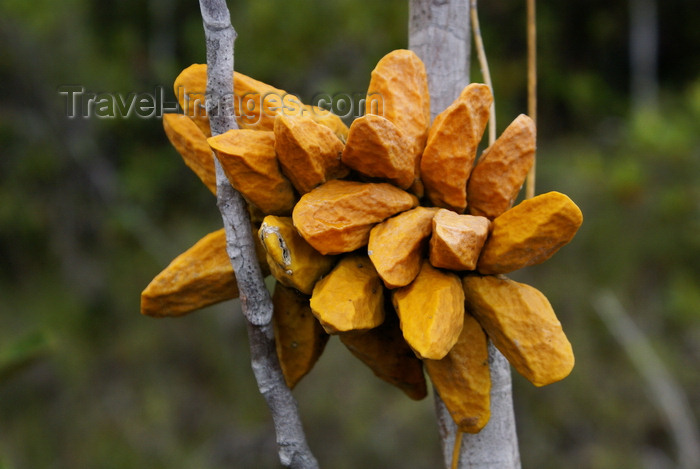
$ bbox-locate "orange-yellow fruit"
[173,64,211,137]
[477,191,583,274]
[173,64,349,140]
[208,129,296,215]
[342,114,414,189]
[366,49,430,195]
[235,71,349,140]
[367,206,439,288]
[340,309,427,400]
[467,114,536,219]
[462,274,574,386]
[141,227,269,318]
[429,209,491,271]
[392,260,464,360]
[258,215,336,295]
[310,254,385,334]
[425,313,491,433]
[273,114,348,195]
[272,282,329,389]
[162,113,217,195]
[141,229,237,317]
[292,179,419,255]
[421,84,492,212]
[234,69,303,130]
[302,105,349,143]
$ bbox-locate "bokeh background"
[1,1,698,468]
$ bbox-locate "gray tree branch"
[409,0,471,121]
[593,291,700,469]
[409,1,521,467]
[198,1,318,467]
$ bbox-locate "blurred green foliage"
[0,331,52,383]
[0,1,698,468]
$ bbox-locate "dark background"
[1,1,698,468]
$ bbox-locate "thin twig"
[525,0,537,199]
[198,0,318,467]
[450,431,463,469]
[593,291,700,469]
[470,0,496,146]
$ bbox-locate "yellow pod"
[425,313,491,433]
[162,113,217,195]
[272,283,329,389]
[310,254,385,334]
[259,215,336,295]
[392,260,464,360]
[273,114,348,195]
[368,206,438,289]
[141,229,237,317]
[467,114,536,220]
[208,129,297,216]
[477,191,583,275]
[292,179,418,255]
[462,274,574,387]
[421,83,492,213]
[173,63,348,140]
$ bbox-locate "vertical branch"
[410,1,520,468]
[200,0,268,326]
[458,343,521,468]
[525,0,537,199]
[198,1,318,467]
[409,0,471,119]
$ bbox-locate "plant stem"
[525,0,537,199]
[198,1,318,467]
[470,0,496,146]
[410,1,520,467]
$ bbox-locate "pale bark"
[409,0,471,120]
[409,1,521,467]
[199,1,318,467]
